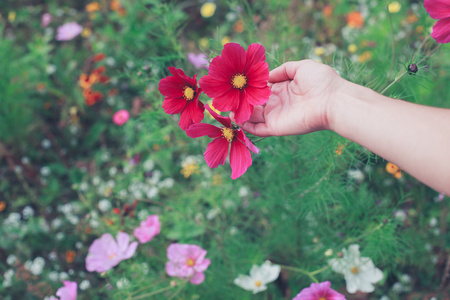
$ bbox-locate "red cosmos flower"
[186,105,259,179]
[424,0,450,43]
[159,67,204,130]
[199,43,271,124]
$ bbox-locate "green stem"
[310,265,330,276]
[129,279,166,296]
[129,285,174,300]
[386,6,396,79]
[167,280,188,300]
[380,68,407,95]
[279,264,319,283]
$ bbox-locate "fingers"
[240,121,271,137]
[230,105,265,125]
[269,61,300,83]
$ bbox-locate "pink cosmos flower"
[113,109,130,126]
[86,232,138,273]
[133,215,161,244]
[199,43,271,124]
[424,0,450,43]
[50,281,77,300]
[293,281,346,300]
[187,52,209,70]
[56,22,83,41]
[186,104,259,179]
[159,67,204,130]
[165,243,211,285]
[41,13,52,28]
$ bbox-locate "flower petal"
[222,43,246,74]
[233,93,254,124]
[230,137,252,179]
[186,123,222,139]
[431,17,450,44]
[162,96,187,115]
[190,272,205,285]
[244,43,266,74]
[205,104,232,127]
[204,137,229,168]
[424,0,450,19]
[211,88,240,112]
[178,99,205,130]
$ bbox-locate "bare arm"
[236,60,450,195]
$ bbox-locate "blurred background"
[0,0,449,299]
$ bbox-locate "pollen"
[222,127,235,142]
[232,74,247,89]
[184,87,195,100]
[350,266,359,274]
[255,280,262,287]
[109,254,116,260]
[186,258,195,267]
[318,297,327,300]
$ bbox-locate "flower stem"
[129,285,174,300]
[167,280,188,300]
[310,265,330,276]
[279,264,319,283]
[380,68,408,95]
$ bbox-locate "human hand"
[232,60,343,137]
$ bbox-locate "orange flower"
[65,250,76,263]
[92,65,106,75]
[386,162,399,174]
[347,11,364,28]
[36,82,46,91]
[99,75,110,84]
[93,53,106,62]
[394,171,403,179]
[83,89,103,106]
[323,5,333,17]
[118,7,126,16]
[234,20,245,33]
[79,73,98,90]
[110,0,120,11]
[0,201,6,212]
[86,2,101,13]
[335,144,344,156]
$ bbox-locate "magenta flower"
[56,22,83,41]
[199,43,271,123]
[186,104,259,179]
[159,67,205,130]
[51,281,77,300]
[165,243,211,285]
[113,109,130,126]
[133,215,161,244]
[293,281,346,300]
[41,13,52,28]
[86,232,138,273]
[187,52,209,70]
[424,0,450,43]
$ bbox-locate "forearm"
[329,80,450,195]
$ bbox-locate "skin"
[232,60,450,195]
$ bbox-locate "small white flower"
[46,64,56,74]
[328,244,383,294]
[22,206,35,219]
[234,260,281,294]
[26,257,45,275]
[98,199,112,212]
[75,242,83,249]
[80,279,91,290]
[92,176,101,186]
[21,157,30,164]
[109,167,118,177]
[429,217,438,227]
[40,166,51,177]
[380,296,390,300]
[48,271,59,281]
[41,139,51,149]
[6,255,16,266]
[116,277,130,289]
[238,186,250,197]
[146,186,158,199]
[51,218,62,229]
[3,269,14,287]
[348,169,365,182]
[59,272,69,281]
[79,182,89,192]
[56,232,64,240]
[394,210,407,222]
[392,282,404,293]
[48,252,58,261]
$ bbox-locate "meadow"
[1,0,449,299]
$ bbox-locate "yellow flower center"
[232,74,247,89]
[186,258,195,267]
[318,297,327,300]
[109,254,116,260]
[350,266,359,274]
[255,280,262,287]
[184,87,194,100]
[222,128,235,142]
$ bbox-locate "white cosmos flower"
[328,244,383,294]
[234,260,281,294]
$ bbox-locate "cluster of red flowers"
[79,53,110,106]
[159,43,271,179]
